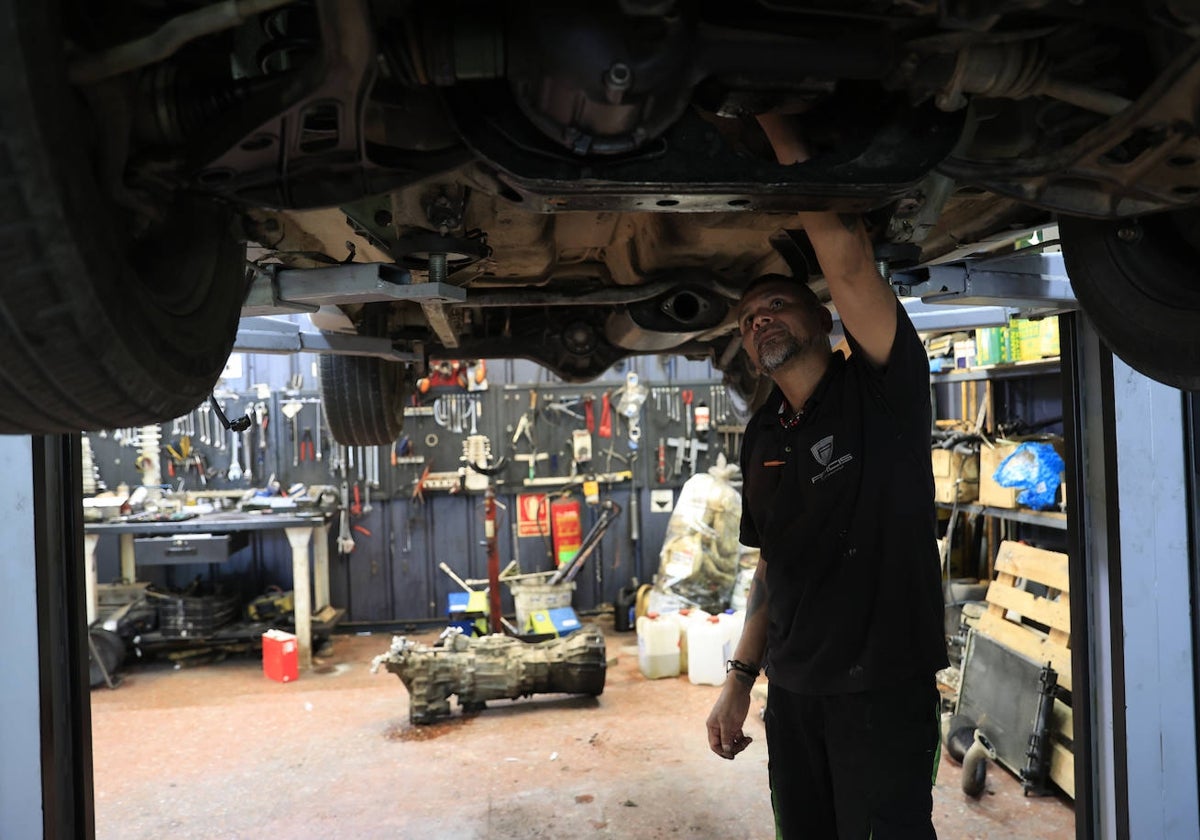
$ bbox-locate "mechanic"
[705,113,948,839]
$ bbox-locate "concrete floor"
[91,619,1075,839]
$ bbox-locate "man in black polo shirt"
[705,113,948,839]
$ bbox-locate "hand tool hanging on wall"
[337,476,355,554]
[694,401,711,440]
[314,398,324,462]
[241,426,252,483]
[598,392,613,438]
[227,424,243,482]
[281,400,303,466]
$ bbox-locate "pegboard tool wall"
[89,351,747,625]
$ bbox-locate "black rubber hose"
[962,731,997,798]
[946,714,977,765]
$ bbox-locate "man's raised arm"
[756,113,899,367]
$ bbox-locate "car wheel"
[1060,212,1200,391]
[318,354,409,446]
[0,3,247,435]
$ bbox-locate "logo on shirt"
[809,435,853,483]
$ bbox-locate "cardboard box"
[979,441,1021,508]
[262,629,298,683]
[931,448,979,503]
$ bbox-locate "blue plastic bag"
[993,442,1065,511]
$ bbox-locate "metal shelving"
[930,358,1061,384]
[936,501,1067,530]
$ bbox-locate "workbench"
[83,510,338,670]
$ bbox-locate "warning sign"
[516,493,551,537]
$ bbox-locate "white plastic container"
[637,612,681,679]
[672,608,710,674]
[687,615,729,686]
[723,609,746,659]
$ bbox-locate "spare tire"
[319,354,410,445]
[0,2,247,434]
[1060,211,1200,392]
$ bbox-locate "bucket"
[509,580,576,632]
[688,615,729,686]
[636,613,680,679]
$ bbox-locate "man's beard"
[758,331,818,374]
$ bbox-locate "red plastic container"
[262,629,298,683]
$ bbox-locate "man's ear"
[818,307,834,334]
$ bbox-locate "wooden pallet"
[977,540,1074,797]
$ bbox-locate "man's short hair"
[739,273,824,311]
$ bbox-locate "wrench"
[242,428,253,483]
[337,480,356,554]
[315,399,324,462]
[227,426,243,482]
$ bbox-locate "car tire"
[0,2,247,435]
[318,354,409,446]
[1060,212,1200,391]
[88,627,125,688]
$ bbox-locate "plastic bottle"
[688,615,729,686]
[636,612,681,679]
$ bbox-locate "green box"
[1013,318,1043,361]
[975,327,1003,366]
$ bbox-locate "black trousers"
[765,676,940,840]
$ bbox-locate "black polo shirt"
[739,300,948,695]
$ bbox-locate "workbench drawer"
[134,533,246,565]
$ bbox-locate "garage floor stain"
[90,620,1075,839]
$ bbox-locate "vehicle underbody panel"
[2,0,1197,435]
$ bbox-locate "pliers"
[300,428,315,462]
[544,400,585,421]
[512,412,535,447]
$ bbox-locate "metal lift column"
[1063,313,1200,839]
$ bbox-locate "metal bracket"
[894,252,1078,317]
[241,262,467,317]
[235,317,418,362]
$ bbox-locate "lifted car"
[2,0,1198,442]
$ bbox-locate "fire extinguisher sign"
[516,493,551,538]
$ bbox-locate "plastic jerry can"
[637,612,680,679]
[688,615,729,686]
[724,609,746,658]
[673,608,710,674]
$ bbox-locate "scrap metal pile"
[371,626,607,724]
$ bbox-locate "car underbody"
[1,0,1197,438]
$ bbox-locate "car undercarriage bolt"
[1116,225,1142,243]
[428,252,448,285]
